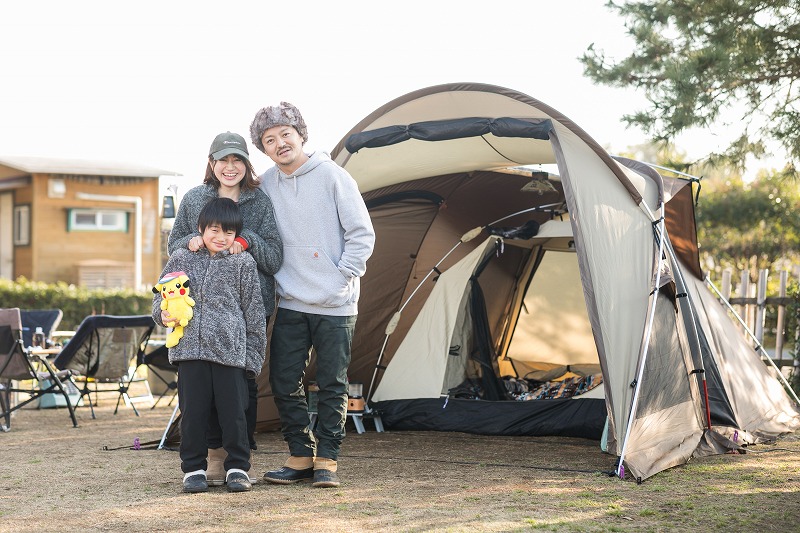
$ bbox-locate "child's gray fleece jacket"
[152,248,267,377]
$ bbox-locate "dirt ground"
[2,393,800,533]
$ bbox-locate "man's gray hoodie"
[152,248,267,376]
[259,151,375,316]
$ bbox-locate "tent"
[302,82,800,481]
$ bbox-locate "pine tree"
[581,1,800,176]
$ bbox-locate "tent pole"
[705,277,800,405]
[365,236,476,405]
[616,200,667,479]
[365,336,391,406]
[618,158,700,181]
[158,401,179,450]
[486,202,564,226]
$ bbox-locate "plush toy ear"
[152,286,159,294]
[183,279,190,289]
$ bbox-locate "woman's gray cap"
[250,101,308,152]
[209,131,250,161]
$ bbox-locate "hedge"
[0,277,153,331]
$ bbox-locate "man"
[250,102,375,488]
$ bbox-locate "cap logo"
[223,140,241,145]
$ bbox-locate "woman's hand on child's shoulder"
[188,236,205,252]
[229,241,244,254]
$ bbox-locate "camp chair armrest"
[35,369,73,381]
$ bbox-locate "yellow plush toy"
[153,271,195,348]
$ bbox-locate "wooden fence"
[715,268,796,369]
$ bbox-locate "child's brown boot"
[206,447,226,486]
[247,451,259,484]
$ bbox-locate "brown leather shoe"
[263,466,314,484]
[247,451,259,484]
[312,468,340,488]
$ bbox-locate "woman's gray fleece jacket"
[152,248,267,377]
[168,184,283,316]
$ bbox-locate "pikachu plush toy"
[153,271,195,348]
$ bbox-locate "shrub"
[0,277,153,330]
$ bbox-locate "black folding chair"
[0,308,78,430]
[140,344,178,409]
[20,309,63,350]
[53,315,155,418]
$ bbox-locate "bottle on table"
[32,326,45,349]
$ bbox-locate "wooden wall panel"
[28,173,161,291]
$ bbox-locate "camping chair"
[20,309,64,350]
[0,308,78,430]
[53,315,155,418]
[140,344,178,409]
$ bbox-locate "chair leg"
[39,360,79,428]
[115,366,137,416]
[49,376,78,428]
[148,368,177,410]
[115,385,141,416]
[150,382,177,409]
[79,383,96,419]
[0,386,10,431]
[166,384,177,407]
[151,389,167,409]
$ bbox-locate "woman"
[167,131,282,485]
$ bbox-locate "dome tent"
[251,82,799,482]
[325,82,798,481]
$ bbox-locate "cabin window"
[13,205,30,245]
[68,209,128,232]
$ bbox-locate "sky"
[0,1,776,199]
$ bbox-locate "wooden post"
[721,269,732,301]
[775,270,788,365]
[754,269,768,345]
[794,281,800,388]
[739,271,750,337]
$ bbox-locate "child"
[153,197,267,493]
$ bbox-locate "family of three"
[151,102,376,493]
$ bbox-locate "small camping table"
[308,408,384,434]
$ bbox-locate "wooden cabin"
[0,156,178,291]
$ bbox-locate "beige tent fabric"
[552,125,667,456]
[688,274,800,441]
[505,250,596,368]
[372,238,495,402]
